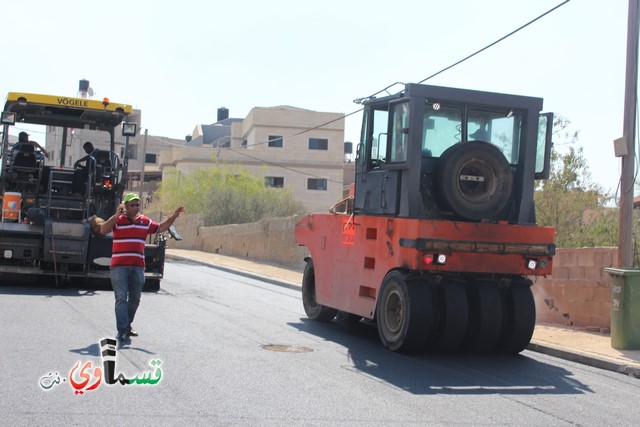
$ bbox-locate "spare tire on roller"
[435,141,513,221]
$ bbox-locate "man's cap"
[123,193,140,204]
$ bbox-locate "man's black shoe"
[128,328,138,337]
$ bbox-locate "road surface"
[1,260,639,425]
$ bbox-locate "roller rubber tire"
[302,262,337,322]
[428,280,469,352]
[498,281,536,354]
[377,271,435,352]
[463,281,504,352]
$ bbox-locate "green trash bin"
[604,268,640,350]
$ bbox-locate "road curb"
[166,253,302,291]
[527,341,640,378]
[168,253,640,377]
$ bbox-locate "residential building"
[159,106,345,213]
[185,107,243,147]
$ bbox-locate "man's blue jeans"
[110,266,145,336]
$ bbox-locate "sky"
[0,0,632,195]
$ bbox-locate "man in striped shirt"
[100,192,185,342]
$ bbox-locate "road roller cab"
[353,83,553,223]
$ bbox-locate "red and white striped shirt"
[111,214,159,268]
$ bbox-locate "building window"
[268,135,283,148]
[265,176,284,188]
[215,141,228,148]
[307,178,327,191]
[145,153,157,164]
[308,138,328,150]
[242,139,247,148]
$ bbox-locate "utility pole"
[140,128,148,200]
[618,0,640,268]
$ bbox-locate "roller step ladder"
[44,168,91,221]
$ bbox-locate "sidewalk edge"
[166,253,302,292]
[527,342,640,378]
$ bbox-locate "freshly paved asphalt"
[5,261,639,425]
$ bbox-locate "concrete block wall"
[197,216,308,268]
[165,213,308,269]
[532,247,616,328]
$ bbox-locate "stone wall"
[161,210,617,328]
[165,213,308,269]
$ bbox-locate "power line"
[228,147,343,185]
[147,133,346,185]
[147,130,345,185]
[147,108,362,151]
[143,1,571,183]
[356,0,571,101]
[417,1,571,84]
[240,108,363,149]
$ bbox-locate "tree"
[156,163,306,226]
[534,117,616,248]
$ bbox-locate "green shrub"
[157,165,305,226]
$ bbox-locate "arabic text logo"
[39,372,65,390]
[39,338,163,394]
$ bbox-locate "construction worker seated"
[73,143,119,192]
[469,122,490,142]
